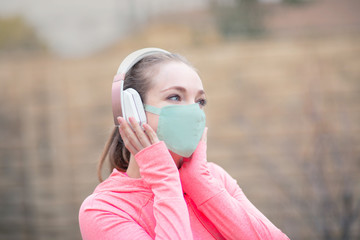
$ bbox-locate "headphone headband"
[112,48,170,125]
[116,47,170,75]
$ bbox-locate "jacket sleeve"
[135,141,193,240]
[207,162,290,240]
[180,141,289,240]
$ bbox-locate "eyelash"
[197,98,207,107]
[167,95,181,102]
[167,95,207,106]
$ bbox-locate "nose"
[184,96,197,105]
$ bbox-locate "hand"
[184,126,208,162]
[179,127,209,189]
[117,117,159,156]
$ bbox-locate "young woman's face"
[145,61,207,160]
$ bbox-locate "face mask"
[144,103,206,157]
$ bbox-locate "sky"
[0,0,208,57]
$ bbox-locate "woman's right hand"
[117,116,159,156]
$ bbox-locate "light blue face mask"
[144,103,206,157]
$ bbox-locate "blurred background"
[1,0,359,239]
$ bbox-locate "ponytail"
[97,127,130,182]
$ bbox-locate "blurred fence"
[1,0,360,239]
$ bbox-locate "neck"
[126,154,141,178]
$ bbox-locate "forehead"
[150,61,203,91]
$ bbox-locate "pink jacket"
[79,141,289,240]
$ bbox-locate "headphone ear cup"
[123,88,147,126]
[112,48,169,126]
[112,76,124,125]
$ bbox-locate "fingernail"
[117,117,123,124]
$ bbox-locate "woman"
[79,48,290,240]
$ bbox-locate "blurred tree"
[209,0,316,38]
[264,64,360,239]
[283,0,313,5]
[299,80,360,240]
[209,0,266,37]
[0,16,47,53]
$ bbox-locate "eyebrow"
[160,86,206,95]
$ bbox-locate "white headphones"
[112,47,170,126]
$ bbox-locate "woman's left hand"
[179,127,209,193]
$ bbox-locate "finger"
[143,123,159,144]
[129,117,151,147]
[201,127,208,143]
[118,125,138,155]
[118,117,143,152]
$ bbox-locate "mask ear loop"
[144,105,161,115]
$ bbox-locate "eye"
[197,98,207,107]
[167,94,181,102]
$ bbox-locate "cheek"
[146,112,159,133]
